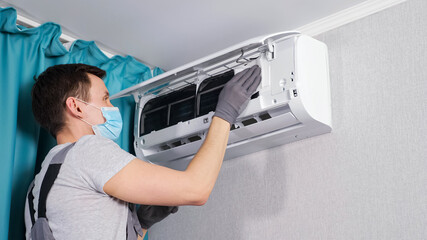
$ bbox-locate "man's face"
[81,73,114,125]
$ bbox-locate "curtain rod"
[1,2,156,69]
[15,13,117,58]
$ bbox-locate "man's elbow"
[186,185,210,206]
[194,193,209,206]
[183,172,212,206]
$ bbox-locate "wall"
[149,0,427,239]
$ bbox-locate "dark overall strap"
[33,143,75,219]
[27,181,36,225]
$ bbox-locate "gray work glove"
[137,205,179,229]
[214,65,262,125]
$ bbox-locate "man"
[25,63,261,239]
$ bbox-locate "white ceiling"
[3,0,365,70]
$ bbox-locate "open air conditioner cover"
[112,32,332,170]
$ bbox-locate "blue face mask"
[76,99,123,141]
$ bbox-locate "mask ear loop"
[79,117,94,127]
[74,98,99,126]
[74,98,102,110]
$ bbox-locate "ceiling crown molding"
[296,0,407,36]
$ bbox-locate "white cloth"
[25,135,135,240]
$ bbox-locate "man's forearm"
[185,116,230,200]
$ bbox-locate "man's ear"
[65,97,84,118]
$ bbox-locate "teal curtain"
[0,7,162,239]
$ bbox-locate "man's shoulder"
[71,135,129,163]
[75,134,118,148]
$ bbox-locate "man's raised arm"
[104,65,261,206]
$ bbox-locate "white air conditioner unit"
[112,31,331,170]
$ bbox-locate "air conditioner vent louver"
[148,109,300,154]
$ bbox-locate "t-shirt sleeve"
[73,135,136,194]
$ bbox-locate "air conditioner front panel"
[111,31,300,100]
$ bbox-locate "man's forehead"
[88,73,109,96]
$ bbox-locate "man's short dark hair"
[31,64,106,137]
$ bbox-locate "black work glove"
[214,65,262,125]
[137,205,179,229]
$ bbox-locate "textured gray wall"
[149,0,427,239]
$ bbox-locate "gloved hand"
[136,205,179,229]
[214,65,261,125]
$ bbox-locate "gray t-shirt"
[25,135,135,240]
